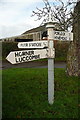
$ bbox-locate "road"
[0,60,66,69]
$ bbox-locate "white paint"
[18,40,48,49]
[48,58,54,104]
[47,48,55,58]
[46,23,54,105]
[46,24,55,29]
[54,31,73,41]
[6,49,49,64]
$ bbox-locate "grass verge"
[2,68,79,119]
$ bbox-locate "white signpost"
[18,40,48,49]
[54,30,73,41]
[6,49,55,64]
[46,23,54,105]
[6,18,73,105]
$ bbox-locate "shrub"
[2,42,18,59]
[54,41,70,61]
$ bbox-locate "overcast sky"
[0,0,77,39]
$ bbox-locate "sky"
[0,0,77,39]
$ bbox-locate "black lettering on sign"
[15,51,34,57]
[54,31,65,36]
[29,43,41,47]
[32,54,40,59]
[15,54,40,63]
[54,36,67,41]
[25,43,28,47]
[20,43,28,47]
[54,31,59,35]
[21,43,28,47]
[15,52,19,57]
[15,58,19,63]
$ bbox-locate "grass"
[2,68,79,119]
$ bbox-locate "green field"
[2,68,79,119]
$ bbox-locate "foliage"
[54,41,70,61]
[2,68,79,118]
[2,42,18,59]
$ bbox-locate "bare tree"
[32,0,77,31]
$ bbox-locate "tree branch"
[31,0,77,31]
